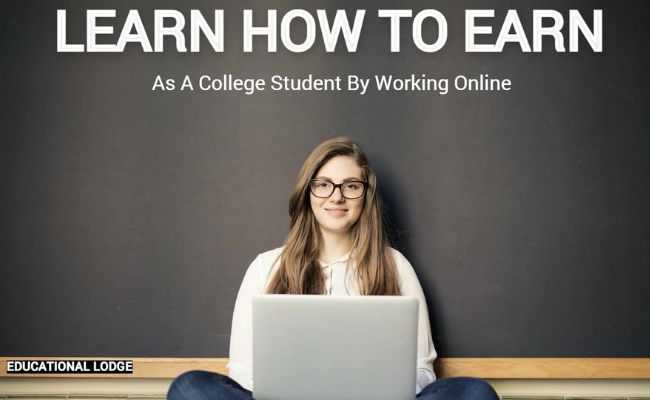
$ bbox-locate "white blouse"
[227,246,437,395]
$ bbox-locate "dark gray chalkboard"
[1,0,649,357]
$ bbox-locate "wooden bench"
[2,357,650,379]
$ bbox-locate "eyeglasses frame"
[308,178,368,199]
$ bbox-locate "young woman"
[168,137,498,400]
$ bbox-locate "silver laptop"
[252,294,418,400]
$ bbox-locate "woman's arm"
[391,248,438,394]
[227,254,261,391]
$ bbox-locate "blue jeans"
[167,370,499,400]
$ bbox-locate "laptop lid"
[252,295,418,400]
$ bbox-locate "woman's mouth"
[324,208,348,217]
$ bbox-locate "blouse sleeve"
[226,254,262,391]
[392,248,438,395]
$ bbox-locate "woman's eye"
[346,183,360,190]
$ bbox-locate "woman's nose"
[330,186,345,201]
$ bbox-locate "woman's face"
[309,155,365,236]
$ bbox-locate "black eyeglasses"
[309,179,367,199]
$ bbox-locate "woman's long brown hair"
[266,137,400,295]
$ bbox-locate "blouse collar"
[318,250,352,268]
